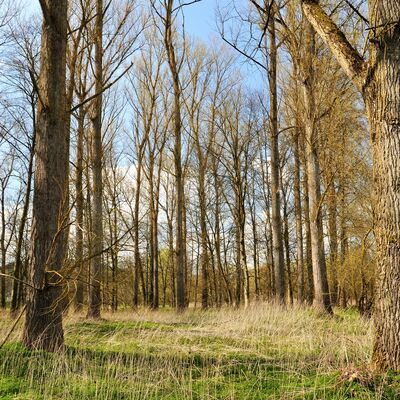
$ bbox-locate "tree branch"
[301,0,367,91]
[0,305,27,349]
[343,0,369,25]
[221,36,267,71]
[69,62,133,114]
[172,0,202,13]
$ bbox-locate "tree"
[266,6,285,304]
[151,0,189,311]
[184,44,214,309]
[301,0,400,370]
[301,19,332,314]
[219,88,253,307]
[164,0,186,311]
[0,153,17,308]
[293,125,305,304]
[3,12,40,315]
[23,0,68,351]
[221,1,287,305]
[73,58,89,312]
[87,0,104,320]
[10,129,35,314]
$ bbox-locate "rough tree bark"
[302,0,400,370]
[23,0,68,351]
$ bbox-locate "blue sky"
[24,0,262,87]
[26,0,220,42]
[182,0,218,41]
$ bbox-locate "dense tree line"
[0,0,398,371]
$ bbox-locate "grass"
[0,304,398,399]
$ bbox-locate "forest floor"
[0,304,399,399]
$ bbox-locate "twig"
[343,0,369,25]
[221,37,267,71]
[69,62,134,114]
[0,304,27,350]
[0,273,38,290]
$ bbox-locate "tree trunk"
[183,197,190,307]
[249,176,260,299]
[327,180,338,305]
[133,143,143,307]
[198,168,209,309]
[293,131,305,304]
[111,183,118,312]
[338,169,348,309]
[268,12,285,304]
[149,151,162,310]
[148,155,155,308]
[302,0,400,370]
[234,199,242,307]
[302,147,314,305]
[87,0,104,319]
[1,182,7,308]
[167,212,175,307]
[23,0,68,351]
[366,3,400,371]
[261,146,274,298]
[164,0,186,311]
[212,156,232,304]
[74,101,85,311]
[240,198,249,308]
[153,158,162,310]
[282,182,294,305]
[301,19,332,314]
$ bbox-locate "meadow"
[0,304,398,399]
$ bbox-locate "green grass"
[0,304,398,399]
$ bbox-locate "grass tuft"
[0,304,398,399]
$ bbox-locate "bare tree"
[86,0,104,319]
[151,0,197,311]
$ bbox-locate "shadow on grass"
[67,320,196,335]
[1,340,400,399]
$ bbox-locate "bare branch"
[69,62,134,113]
[301,0,367,91]
[221,36,267,71]
[172,0,202,13]
[343,0,369,25]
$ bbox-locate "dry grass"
[1,303,398,399]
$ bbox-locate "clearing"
[0,304,398,399]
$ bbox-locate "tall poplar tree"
[23,0,68,351]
